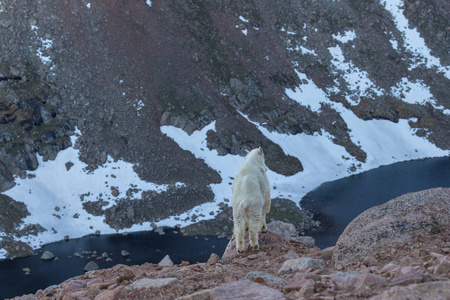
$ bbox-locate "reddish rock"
[283,277,313,293]
[125,277,180,291]
[283,250,299,260]
[94,286,126,300]
[330,271,386,291]
[333,188,450,266]
[371,281,450,300]
[245,271,288,288]
[206,253,221,266]
[177,289,211,300]
[318,246,334,260]
[210,280,285,300]
[278,257,324,273]
[434,256,450,276]
[222,231,289,261]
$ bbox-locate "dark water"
[301,156,450,249]
[0,229,229,299]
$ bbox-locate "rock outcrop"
[333,187,450,267]
[10,189,450,299]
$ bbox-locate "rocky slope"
[0,0,449,256]
[10,188,450,299]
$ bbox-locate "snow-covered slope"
[0,0,449,258]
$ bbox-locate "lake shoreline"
[301,156,450,249]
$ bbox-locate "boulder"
[40,251,55,261]
[159,254,174,267]
[125,278,180,291]
[209,279,285,300]
[333,188,450,267]
[278,257,324,273]
[84,261,99,272]
[371,281,450,300]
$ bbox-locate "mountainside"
[10,188,450,300]
[0,0,449,257]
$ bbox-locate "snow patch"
[239,15,249,23]
[3,129,178,254]
[333,30,356,43]
[146,0,152,7]
[285,70,330,112]
[328,45,384,105]
[30,25,55,73]
[391,78,443,110]
[381,0,450,78]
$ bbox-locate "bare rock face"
[333,188,450,267]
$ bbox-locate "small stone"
[64,235,70,241]
[434,257,450,276]
[206,253,220,266]
[159,254,174,267]
[210,280,284,300]
[84,261,99,272]
[283,250,299,260]
[102,252,109,259]
[121,250,130,257]
[363,256,379,267]
[295,236,316,248]
[41,251,55,261]
[125,278,180,290]
[95,230,101,236]
[245,272,288,288]
[111,187,119,197]
[296,281,315,298]
[94,286,126,300]
[176,289,211,300]
[284,278,313,293]
[278,257,324,273]
[126,207,135,220]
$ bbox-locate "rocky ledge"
[10,188,450,299]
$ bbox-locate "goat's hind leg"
[248,215,261,251]
[234,217,246,253]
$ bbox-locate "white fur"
[232,147,271,253]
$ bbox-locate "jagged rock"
[125,278,180,291]
[159,254,174,267]
[434,256,450,276]
[294,236,315,248]
[283,277,313,293]
[330,271,387,291]
[84,261,99,272]
[209,280,285,300]
[206,253,220,266]
[40,251,55,261]
[94,286,126,300]
[266,221,298,239]
[278,257,324,273]
[333,188,450,267]
[371,281,450,300]
[176,289,211,300]
[245,271,288,288]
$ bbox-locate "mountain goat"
[232,147,271,253]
